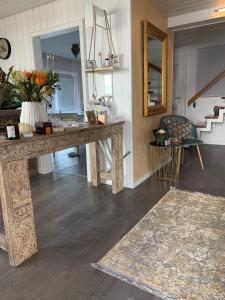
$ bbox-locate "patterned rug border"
[92,262,169,299]
[92,188,225,300]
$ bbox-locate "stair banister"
[187,70,225,107]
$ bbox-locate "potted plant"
[0,66,21,110]
[11,70,60,129]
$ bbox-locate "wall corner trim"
[128,171,152,189]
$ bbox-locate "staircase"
[195,106,225,136]
[185,71,225,143]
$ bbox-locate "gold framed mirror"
[143,20,168,117]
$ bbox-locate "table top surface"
[0,121,125,148]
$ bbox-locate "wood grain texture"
[0,109,37,177]
[0,144,221,300]
[28,158,38,177]
[100,171,112,180]
[196,145,205,170]
[0,122,124,163]
[0,159,37,267]
[148,62,162,73]
[0,122,124,266]
[0,157,167,299]
[111,128,124,194]
[0,233,7,251]
[90,142,101,187]
[188,70,225,106]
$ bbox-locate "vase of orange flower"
[11,70,60,130]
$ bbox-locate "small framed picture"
[86,111,97,125]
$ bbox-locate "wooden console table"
[0,109,38,176]
[0,121,124,267]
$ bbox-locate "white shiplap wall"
[0,0,133,187]
[0,0,86,70]
[0,0,55,19]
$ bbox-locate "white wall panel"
[0,0,133,187]
[0,0,55,19]
[39,5,48,29]
[67,0,77,22]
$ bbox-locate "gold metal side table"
[149,142,183,186]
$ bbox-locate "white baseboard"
[127,157,172,189]
[99,161,173,189]
[88,174,152,189]
[127,171,153,189]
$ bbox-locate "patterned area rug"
[93,189,225,300]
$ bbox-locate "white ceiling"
[1,0,225,21]
[0,0,54,19]
[151,0,225,17]
[174,22,225,47]
[41,30,80,59]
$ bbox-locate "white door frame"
[173,54,188,116]
[30,19,91,182]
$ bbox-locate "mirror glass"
[148,37,162,107]
[143,21,168,117]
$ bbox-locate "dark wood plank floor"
[53,145,87,177]
[0,144,224,300]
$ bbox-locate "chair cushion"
[167,119,193,139]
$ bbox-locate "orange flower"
[35,76,46,86]
[34,70,46,86]
[23,70,32,79]
[35,70,46,78]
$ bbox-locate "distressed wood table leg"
[111,130,124,194]
[0,159,37,267]
[90,142,101,187]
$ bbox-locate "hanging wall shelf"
[86,5,121,114]
[86,6,120,72]
[85,66,119,73]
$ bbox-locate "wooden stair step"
[205,115,219,119]
[195,122,207,128]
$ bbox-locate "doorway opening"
[173,22,225,121]
[32,23,88,179]
[172,21,225,145]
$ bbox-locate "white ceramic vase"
[20,102,48,130]
[20,101,53,174]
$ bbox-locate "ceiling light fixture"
[215,7,225,12]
